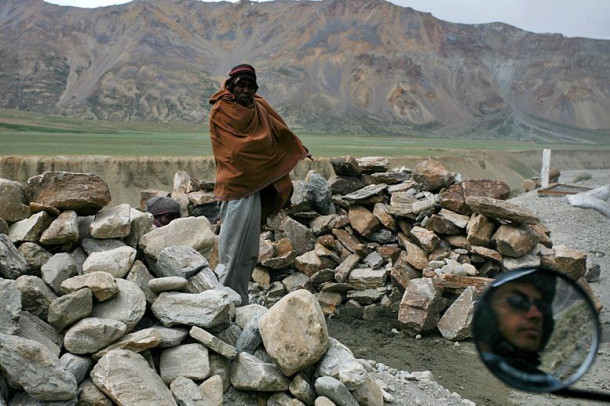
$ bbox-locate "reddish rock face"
[461,179,511,201]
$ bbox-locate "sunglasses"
[502,292,551,314]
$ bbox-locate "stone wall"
[0,155,598,404]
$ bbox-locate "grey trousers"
[218,192,261,305]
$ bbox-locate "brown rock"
[409,226,440,253]
[373,202,396,231]
[398,278,442,336]
[444,235,471,250]
[411,159,455,191]
[491,224,540,257]
[294,250,337,277]
[347,205,380,238]
[364,170,409,185]
[330,156,362,177]
[309,214,350,236]
[252,266,271,288]
[391,252,420,290]
[334,253,361,283]
[262,250,297,270]
[401,240,429,270]
[438,209,470,229]
[25,171,111,215]
[39,210,79,245]
[0,179,30,223]
[356,157,390,174]
[425,214,462,235]
[328,176,366,196]
[332,228,368,256]
[315,234,337,251]
[60,271,119,301]
[470,245,503,263]
[437,285,477,341]
[29,202,61,216]
[258,239,275,262]
[275,238,294,256]
[529,223,553,248]
[462,179,510,200]
[540,246,587,281]
[388,192,418,219]
[466,214,496,246]
[377,245,401,262]
[465,195,539,224]
[437,274,493,294]
[439,184,469,215]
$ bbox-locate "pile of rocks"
[0,157,596,405]
[220,156,595,337]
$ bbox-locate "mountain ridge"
[1,0,609,141]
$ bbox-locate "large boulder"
[25,171,111,215]
[259,289,330,376]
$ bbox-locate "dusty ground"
[327,169,610,405]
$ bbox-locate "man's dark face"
[491,282,546,353]
[155,212,180,226]
[232,78,257,107]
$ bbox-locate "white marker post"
[541,149,551,188]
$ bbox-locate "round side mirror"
[473,267,600,393]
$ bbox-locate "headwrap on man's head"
[226,64,257,92]
[146,196,180,216]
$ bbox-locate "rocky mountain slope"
[1,0,609,141]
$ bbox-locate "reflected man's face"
[491,282,546,353]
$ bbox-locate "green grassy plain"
[1,109,609,157]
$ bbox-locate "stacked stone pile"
[230,156,597,337]
[0,157,597,405]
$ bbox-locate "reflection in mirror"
[473,267,600,393]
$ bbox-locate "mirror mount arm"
[553,388,610,402]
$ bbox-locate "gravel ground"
[505,169,610,405]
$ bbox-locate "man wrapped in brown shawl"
[209,64,310,304]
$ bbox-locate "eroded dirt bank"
[1,150,607,208]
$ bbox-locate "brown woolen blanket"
[209,89,309,218]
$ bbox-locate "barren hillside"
[0,0,609,140]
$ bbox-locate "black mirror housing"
[472,267,601,393]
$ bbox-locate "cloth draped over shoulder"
[209,88,309,217]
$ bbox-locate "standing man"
[208,64,310,305]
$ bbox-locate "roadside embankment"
[0,150,607,207]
